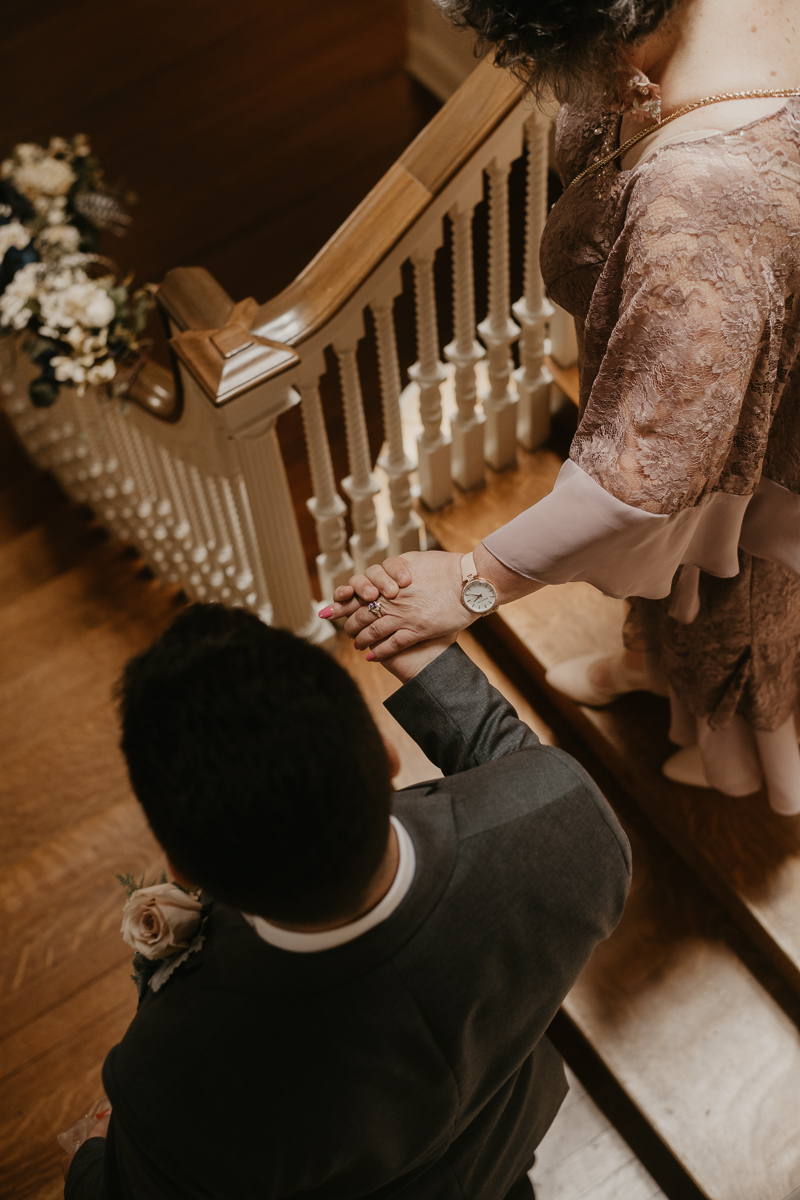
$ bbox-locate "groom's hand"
[377,634,457,683]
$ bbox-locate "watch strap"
[461,551,478,582]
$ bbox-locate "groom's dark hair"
[118,604,394,924]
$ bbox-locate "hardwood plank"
[0,473,65,548]
[0,550,169,690]
[0,993,135,1200]
[0,514,108,611]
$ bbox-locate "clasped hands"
[320,549,481,680]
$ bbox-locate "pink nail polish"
[318,606,334,619]
[366,652,375,662]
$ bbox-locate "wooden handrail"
[253,58,523,348]
[156,58,524,405]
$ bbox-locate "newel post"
[230,397,333,645]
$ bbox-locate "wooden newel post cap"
[170,297,299,404]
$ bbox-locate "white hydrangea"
[13,154,75,201]
[51,352,116,393]
[0,220,31,259]
[38,275,116,332]
[37,223,80,253]
[0,260,41,329]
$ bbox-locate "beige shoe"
[545,653,650,708]
[662,745,710,788]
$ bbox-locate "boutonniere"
[116,871,211,997]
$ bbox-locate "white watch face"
[462,578,497,614]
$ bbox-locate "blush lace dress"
[483,99,800,812]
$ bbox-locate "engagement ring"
[367,600,383,617]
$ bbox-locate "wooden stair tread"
[531,1068,664,1200]
[563,818,800,1200]
[423,475,800,1001]
[545,356,580,407]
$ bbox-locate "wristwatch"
[460,551,499,616]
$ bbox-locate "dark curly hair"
[436,0,683,103]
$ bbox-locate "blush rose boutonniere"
[117,871,210,996]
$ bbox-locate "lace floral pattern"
[541,100,800,729]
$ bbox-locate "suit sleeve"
[384,643,539,775]
[64,1138,106,1200]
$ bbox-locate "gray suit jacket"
[66,644,630,1200]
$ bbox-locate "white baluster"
[444,179,486,492]
[478,127,523,471]
[333,317,388,573]
[297,357,354,601]
[513,112,554,450]
[226,473,269,609]
[234,412,331,642]
[202,473,237,601]
[371,279,422,555]
[410,225,452,510]
[154,448,195,587]
[172,456,211,595]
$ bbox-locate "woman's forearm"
[473,543,546,605]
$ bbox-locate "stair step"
[560,814,800,1200]
[422,455,800,1003]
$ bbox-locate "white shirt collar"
[243,816,416,954]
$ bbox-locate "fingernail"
[318,606,334,619]
[366,652,375,661]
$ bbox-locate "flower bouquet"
[0,135,154,406]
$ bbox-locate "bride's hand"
[323,551,474,660]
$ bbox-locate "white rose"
[121,883,202,961]
[14,155,75,200]
[0,261,41,329]
[81,286,116,328]
[87,357,116,386]
[39,280,116,331]
[0,220,31,259]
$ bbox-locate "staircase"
[2,54,800,1200]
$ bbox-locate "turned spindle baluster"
[333,318,388,573]
[410,227,452,510]
[513,113,554,450]
[478,128,523,471]
[371,280,422,555]
[444,180,486,492]
[297,360,354,600]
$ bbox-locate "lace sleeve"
[571,145,798,515]
[482,144,800,604]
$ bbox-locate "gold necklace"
[568,88,800,189]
